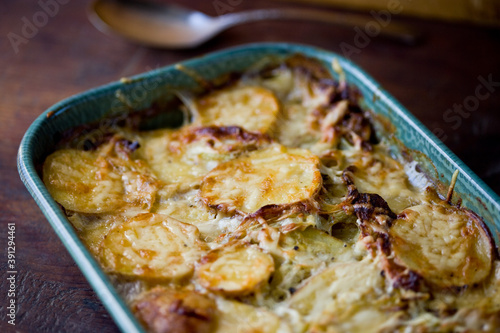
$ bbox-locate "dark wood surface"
[1,0,499,332]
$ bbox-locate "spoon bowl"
[90,0,222,48]
[90,0,419,49]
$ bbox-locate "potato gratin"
[43,56,500,333]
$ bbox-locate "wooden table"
[1,0,499,332]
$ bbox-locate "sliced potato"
[99,213,207,280]
[44,138,159,214]
[280,227,351,265]
[214,298,291,333]
[261,227,352,304]
[287,259,385,322]
[279,253,402,333]
[342,147,423,213]
[133,287,216,333]
[139,128,216,189]
[154,188,229,241]
[200,145,322,214]
[196,243,274,296]
[390,203,494,287]
[121,169,159,210]
[105,139,160,211]
[43,149,124,213]
[276,104,320,149]
[309,307,403,333]
[269,67,335,150]
[155,197,215,226]
[193,85,280,133]
[154,188,214,224]
[140,126,270,190]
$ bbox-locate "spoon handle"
[217,8,419,45]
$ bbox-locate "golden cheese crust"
[139,125,271,191]
[43,55,499,333]
[195,242,275,296]
[200,145,322,214]
[99,213,207,280]
[192,85,280,133]
[43,138,159,214]
[390,203,494,288]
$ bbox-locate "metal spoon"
[89,0,419,49]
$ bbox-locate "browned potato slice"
[44,139,159,214]
[200,145,322,214]
[390,204,494,287]
[140,128,216,188]
[43,149,124,213]
[133,287,217,333]
[99,213,207,280]
[193,86,280,133]
[140,126,270,190]
[196,243,274,296]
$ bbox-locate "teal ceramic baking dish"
[18,43,500,333]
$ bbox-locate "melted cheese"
[140,126,270,192]
[343,146,425,213]
[196,243,274,296]
[43,57,499,333]
[99,213,207,280]
[286,259,386,324]
[252,226,357,307]
[214,298,292,333]
[43,149,124,213]
[262,68,332,149]
[44,140,159,214]
[455,261,500,310]
[140,129,224,190]
[390,203,493,287]
[193,86,280,133]
[200,145,322,214]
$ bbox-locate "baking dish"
[18,43,500,333]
